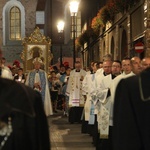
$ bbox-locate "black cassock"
[113,68,150,150]
[0,78,50,150]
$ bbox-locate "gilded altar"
[21,27,53,73]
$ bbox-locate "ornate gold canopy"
[21,27,53,73]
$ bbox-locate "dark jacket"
[0,78,50,150]
[113,68,150,150]
[14,74,26,83]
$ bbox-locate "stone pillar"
[144,0,150,56]
[105,23,109,54]
[127,14,132,57]
[99,27,103,61]
[115,25,119,60]
[106,33,109,55]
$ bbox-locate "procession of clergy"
[1,54,150,150]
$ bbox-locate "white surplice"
[96,74,114,139]
[91,69,105,115]
[110,71,135,118]
[97,71,135,138]
[82,73,96,121]
[1,68,13,80]
[66,69,86,107]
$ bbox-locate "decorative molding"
[22,27,51,44]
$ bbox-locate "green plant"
[91,14,104,32]
[75,27,100,47]
[107,0,118,16]
[100,6,112,24]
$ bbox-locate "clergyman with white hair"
[25,57,53,116]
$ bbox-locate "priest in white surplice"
[111,58,136,107]
[111,57,142,125]
[90,60,112,148]
[82,61,98,133]
[96,60,121,150]
[0,58,13,80]
[25,57,53,116]
[97,58,136,149]
[66,61,86,123]
[1,68,13,79]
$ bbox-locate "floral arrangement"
[107,0,118,16]
[91,3,116,29]
[100,6,112,25]
[75,30,89,47]
[75,0,140,50]
[91,0,140,29]
[75,27,99,47]
[91,15,103,32]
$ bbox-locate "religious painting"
[21,27,53,73]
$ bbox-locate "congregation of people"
[1,52,150,150]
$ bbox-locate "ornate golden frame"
[21,27,53,73]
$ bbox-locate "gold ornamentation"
[21,27,53,73]
[22,27,51,44]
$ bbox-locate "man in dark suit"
[14,68,26,83]
[113,67,150,150]
[0,72,50,149]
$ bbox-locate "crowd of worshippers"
[1,54,150,150]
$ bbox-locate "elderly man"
[96,60,121,150]
[25,57,53,116]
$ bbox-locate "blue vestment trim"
[28,70,46,102]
